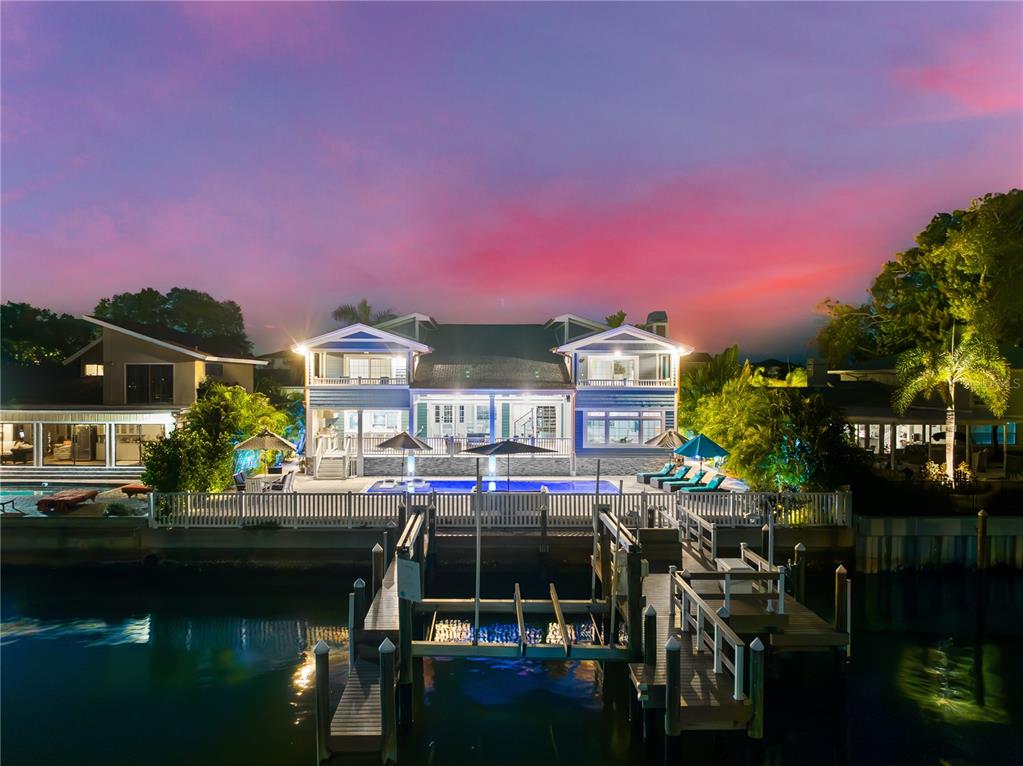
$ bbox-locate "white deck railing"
[576,378,676,387]
[349,434,573,457]
[676,491,851,527]
[149,489,849,530]
[310,375,408,386]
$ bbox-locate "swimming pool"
[366,479,620,494]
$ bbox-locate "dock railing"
[678,505,718,561]
[671,570,746,701]
[677,491,851,528]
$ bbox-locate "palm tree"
[331,298,395,327]
[892,329,1010,481]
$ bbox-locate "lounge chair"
[233,471,247,492]
[652,465,693,489]
[266,472,296,492]
[662,469,707,492]
[678,474,727,492]
[636,462,673,484]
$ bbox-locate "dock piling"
[748,637,765,740]
[347,592,357,671]
[313,640,331,763]
[664,633,682,739]
[793,543,806,603]
[977,510,989,571]
[833,565,848,633]
[354,578,367,631]
[372,544,384,596]
[380,638,398,766]
[761,523,771,562]
[643,605,657,666]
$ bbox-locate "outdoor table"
[716,557,755,594]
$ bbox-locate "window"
[42,424,105,465]
[1,422,34,464]
[115,424,165,466]
[348,358,370,380]
[204,362,224,378]
[585,410,665,446]
[125,364,174,404]
[83,364,104,377]
[587,356,637,383]
[458,405,465,423]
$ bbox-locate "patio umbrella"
[645,430,687,450]
[461,439,555,491]
[375,431,432,483]
[234,428,297,474]
[674,433,729,470]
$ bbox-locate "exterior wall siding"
[573,388,677,456]
[308,387,412,410]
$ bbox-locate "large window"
[342,410,401,434]
[42,424,105,465]
[587,356,638,384]
[115,424,166,465]
[584,411,664,446]
[1,422,34,464]
[126,364,174,404]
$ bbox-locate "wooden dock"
[362,559,400,640]
[628,573,751,730]
[329,659,382,754]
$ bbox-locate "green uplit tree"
[604,309,627,328]
[892,329,1010,481]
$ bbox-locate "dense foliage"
[1,302,96,365]
[815,189,1023,366]
[679,350,864,491]
[142,382,292,492]
[604,310,626,327]
[94,287,252,355]
[332,298,395,327]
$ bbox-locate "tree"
[604,310,627,328]
[94,287,252,355]
[0,302,97,365]
[332,298,395,327]
[677,345,740,432]
[815,189,1022,365]
[892,330,1010,481]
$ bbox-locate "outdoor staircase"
[0,465,144,485]
[316,455,350,480]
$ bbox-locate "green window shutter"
[415,402,427,436]
[401,410,410,432]
[501,402,510,438]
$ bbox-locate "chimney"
[806,356,828,386]
[645,310,668,337]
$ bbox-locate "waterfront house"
[297,312,692,477]
[0,316,266,481]
[809,349,1023,474]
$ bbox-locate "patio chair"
[636,462,673,484]
[652,464,692,489]
[233,471,247,492]
[266,471,296,493]
[677,474,727,493]
[662,469,707,492]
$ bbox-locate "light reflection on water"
[0,616,152,646]
[897,640,1009,725]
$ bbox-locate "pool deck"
[292,474,651,493]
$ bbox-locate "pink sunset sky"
[2,2,1021,357]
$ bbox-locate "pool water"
[367,479,621,494]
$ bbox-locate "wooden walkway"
[329,659,382,753]
[769,599,848,651]
[628,573,751,730]
[363,559,400,638]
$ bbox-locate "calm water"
[2,567,1021,766]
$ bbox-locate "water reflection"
[897,640,1008,724]
[0,615,152,646]
[430,617,627,645]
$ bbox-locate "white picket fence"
[150,489,849,529]
[675,491,852,527]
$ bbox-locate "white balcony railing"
[310,374,408,386]
[577,378,676,387]
[345,433,573,457]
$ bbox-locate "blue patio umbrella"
[674,434,729,470]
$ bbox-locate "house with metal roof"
[295,311,691,477]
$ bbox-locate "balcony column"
[106,423,116,467]
[889,424,896,470]
[33,422,44,467]
[356,409,365,476]
[488,394,496,442]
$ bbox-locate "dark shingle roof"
[646,311,668,323]
[412,324,571,389]
[87,315,256,360]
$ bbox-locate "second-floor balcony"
[310,373,409,386]
[577,376,676,388]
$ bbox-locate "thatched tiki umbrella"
[461,439,555,491]
[645,430,687,450]
[234,428,297,475]
[375,431,432,482]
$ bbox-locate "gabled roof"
[294,323,432,354]
[555,324,693,354]
[544,314,607,332]
[413,324,572,389]
[82,316,265,365]
[62,337,103,366]
[374,313,436,331]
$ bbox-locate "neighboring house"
[0,316,265,481]
[296,311,692,477]
[809,349,1022,471]
[256,349,305,391]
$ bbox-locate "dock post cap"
[750,637,765,652]
[644,604,657,617]
[372,543,384,552]
[354,577,366,587]
[794,542,806,552]
[379,637,396,654]
[665,634,683,651]
[716,606,730,619]
[977,509,988,518]
[668,564,677,573]
[739,541,748,549]
[387,520,398,527]
[761,523,770,532]
[680,568,691,580]
[835,564,847,575]
[313,639,330,655]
